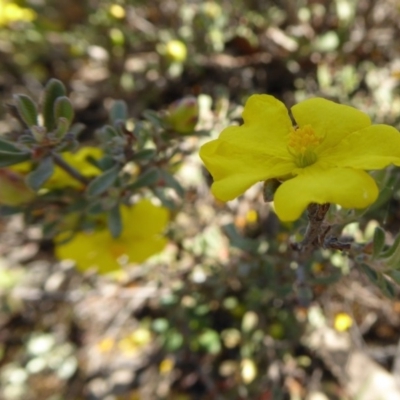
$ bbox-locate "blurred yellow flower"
[11,147,103,189]
[0,168,34,205]
[0,0,36,26]
[334,312,353,332]
[55,199,169,274]
[109,4,125,19]
[200,95,400,221]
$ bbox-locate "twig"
[292,203,331,259]
[291,203,353,306]
[51,151,89,186]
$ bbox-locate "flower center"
[287,124,321,168]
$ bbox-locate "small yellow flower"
[55,199,169,274]
[109,4,125,19]
[334,312,353,332]
[200,95,400,221]
[0,1,36,26]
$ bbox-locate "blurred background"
[1,0,400,399]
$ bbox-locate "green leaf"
[142,109,163,128]
[159,170,185,198]
[380,232,400,269]
[378,276,396,299]
[0,138,25,153]
[69,123,85,138]
[86,164,120,197]
[14,94,38,127]
[31,126,46,142]
[107,204,122,238]
[54,96,74,126]
[223,223,259,253]
[358,263,396,299]
[25,156,54,190]
[0,150,31,167]
[358,263,378,284]
[42,79,66,132]
[131,148,156,161]
[97,125,119,142]
[53,117,70,140]
[372,226,386,259]
[388,270,400,285]
[110,100,128,124]
[127,167,160,191]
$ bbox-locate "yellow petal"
[322,124,400,169]
[199,94,297,201]
[200,140,294,202]
[220,94,293,158]
[125,237,168,263]
[55,231,122,274]
[291,98,371,152]
[273,166,378,221]
[122,200,169,238]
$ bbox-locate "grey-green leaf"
[86,164,120,197]
[131,148,156,161]
[160,170,184,198]
[97,125,119,142]
[54,96,74,126]
[25,156,54,190]
[14,94,38,127]
[110,100,128,124]
[127,167,160,191]
[42,79,67,131]
[107,204,123,238]
[0,150,31,167]
[359,263,378,284]
[53,117,70,140]
[372,226,386,259]
[0,138,26,153]
[381,232,400,269]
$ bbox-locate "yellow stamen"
[287,124,322,167]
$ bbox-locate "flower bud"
[164,96,199,134]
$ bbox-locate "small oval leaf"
[159,170,184,198]
[372,226,386,259]
[25,156,54,190]
[53,117,70,140]
[54,96,74,125]
[42,79,67,131]
[127,167,160,191]
[107,204,123,238]
[0,138,25,153]
[110,100,128,124]
[131,148,156,161]
[86,164,120,197]
[14,94,38,127]
[0,151,31,167]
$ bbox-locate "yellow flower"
[334,312,353,332]
[0,1,36,26]
[200,95,400,221]
[55,199,169,274]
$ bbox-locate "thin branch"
[292,203,331,260]
[51,151,89,186]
